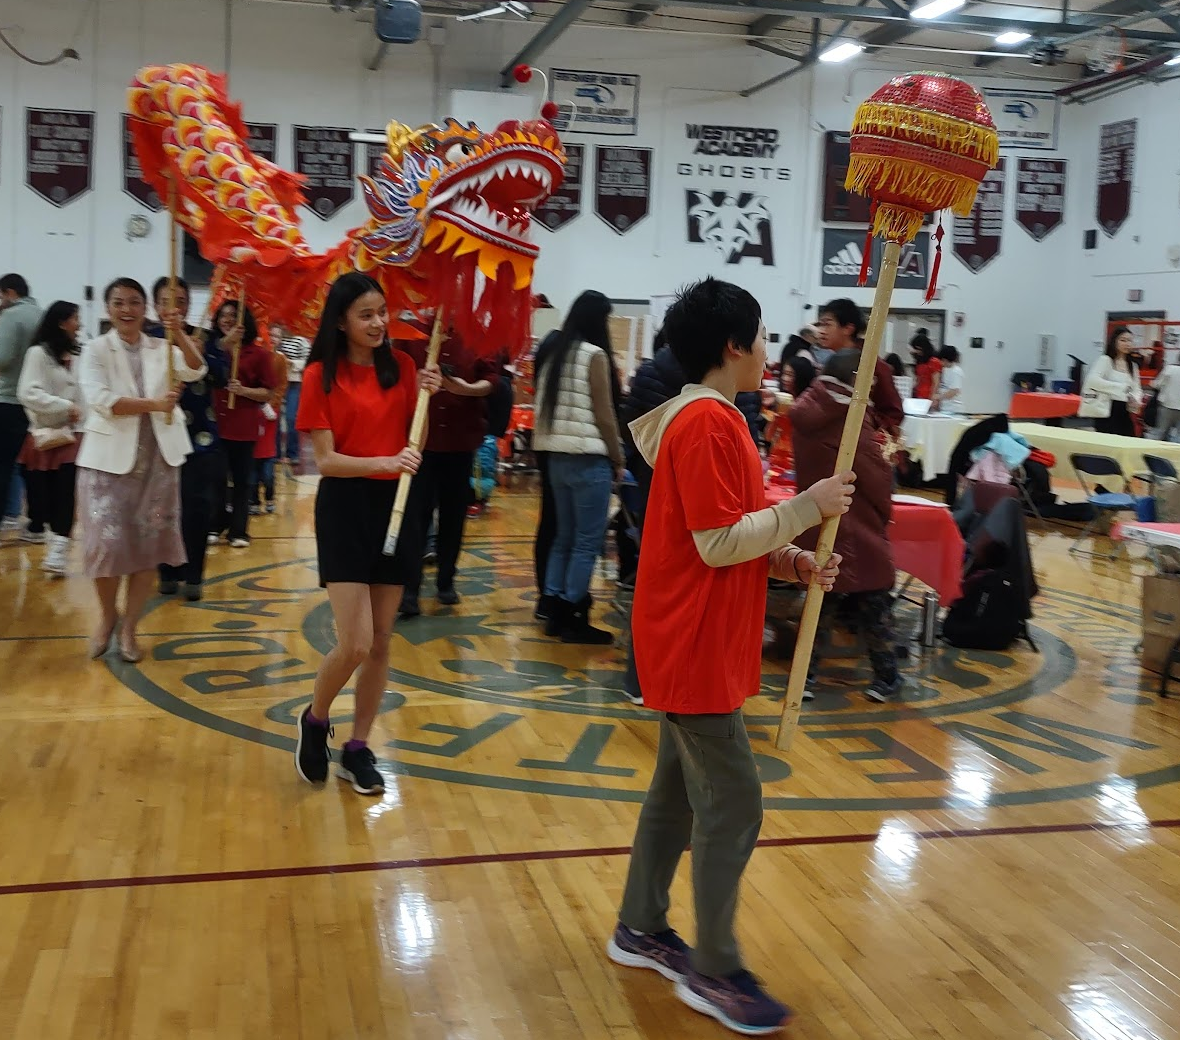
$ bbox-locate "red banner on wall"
[26,108,95,207]
[952,157,1005,273]
[594,145,651,235]
[1014,158,1066,242]
[292,126,355,220]
[821,131,872,224]
[536,143,583,232]
[122,113,161,211]
[244,122,277,162]
[1097,119,1135,237]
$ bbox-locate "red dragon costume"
[127,63,565,352]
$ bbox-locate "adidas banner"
[820,228,930,289]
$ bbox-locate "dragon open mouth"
[435,158,555,256]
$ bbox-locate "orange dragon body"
[127,63,565,350]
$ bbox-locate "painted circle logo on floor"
[120,541,1177,811]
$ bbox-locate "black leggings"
[24,465,76,537]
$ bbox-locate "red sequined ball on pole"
[513,64,533,84]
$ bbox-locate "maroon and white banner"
[363,130,385,180]
[244,122,277,162]
[292,126,355,219]
[1014,158,1066,242]
[536,143,583,232]
[594,145,651,235]
[122,113,161,211]
[1097,119,1135,237]
[953,157,1005,273]
[26,108,94,207]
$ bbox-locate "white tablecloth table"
[901,415,976,482]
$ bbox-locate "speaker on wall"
[1084,229,1098,250]
[375,0,422,43]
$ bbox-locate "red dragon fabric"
[127,63,565,354]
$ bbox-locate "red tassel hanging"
[857,200,877,287]
[925,217,944,304]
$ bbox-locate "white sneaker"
[1,516,23,536]
[229,537,250,548]
[206,533,220,546]
[42,534,69,576]
[20,529,46,544]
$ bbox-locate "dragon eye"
[444,141,476,163]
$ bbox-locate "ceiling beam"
[655,0,1179,41]
[625,3,661,25]
[498,0,595,87]
[742,0,873,97]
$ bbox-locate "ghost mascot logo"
[677,123,791,182]
[687,191,775,266]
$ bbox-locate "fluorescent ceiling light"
[1167,54,1180,65]
[819,41,865,63]
[995,30,1031,46]
[911,0,967,20]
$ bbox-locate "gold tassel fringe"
[871,203,925,245]
[846,154,983,223]
[852,103,999,167]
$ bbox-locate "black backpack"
[941,568,1038,652]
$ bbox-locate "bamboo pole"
[383,310,445,556]
[228,282,245,409]
[776,239,902,751]
[164,179,178,425]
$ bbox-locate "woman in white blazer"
[16,300,84,575]
[77,277,207,662]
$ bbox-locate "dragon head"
[356,117,565,290]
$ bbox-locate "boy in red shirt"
[605,278,854,1035]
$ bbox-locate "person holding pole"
[605,278,853,1035]
[293,272,441,795]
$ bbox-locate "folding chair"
[1137,453,1180,491]
[1068,453,1138,560]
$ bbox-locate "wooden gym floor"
[1,469,1179,1039]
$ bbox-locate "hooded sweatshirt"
[628,384,823,714]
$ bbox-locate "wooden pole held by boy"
[776,242,900,750]
[228,282,245,410]
[383,310,445,556]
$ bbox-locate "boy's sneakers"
[337,744,385,795]
[606,924,692,983]
[865,674,904,703]
[675,969,793,1036]
[295,707,332,784]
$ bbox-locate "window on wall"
[181,231,215,287]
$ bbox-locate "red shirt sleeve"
[671,407,749,532]
[296,362,330,432]
[394,350,419,431]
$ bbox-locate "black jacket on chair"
[944,413,1011,508]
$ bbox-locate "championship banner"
[982,89,1059,151]
[536,142,583,231]
[953,157,1006,273]
[26,108,94,207]
[548,69,639,136]
[594,145,651,235]
[123,113,162,211]
[292,125,356,219]
[1097,119,1135,237]
[1014,158,1066,242]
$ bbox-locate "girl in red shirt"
[293,272,441,796]
[911,334,942,400]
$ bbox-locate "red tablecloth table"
[1009,392,1081,420]
[765,485,964,606]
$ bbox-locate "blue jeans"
[4,469,24,518]
[544,453,613,604]
[283,383,302,462]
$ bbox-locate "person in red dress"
[293,272,441,796]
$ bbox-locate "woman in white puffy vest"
[533,291,625,644]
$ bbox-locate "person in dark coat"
[615,332,763,702]
[793,349,902,703]
[815,298,903,437]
